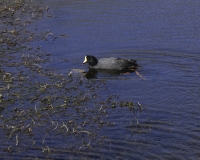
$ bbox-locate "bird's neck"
[89,59,98,66]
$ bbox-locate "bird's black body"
[83,55,138,71]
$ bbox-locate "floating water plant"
[0,0,147,159]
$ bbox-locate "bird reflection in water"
[83,68,138,79]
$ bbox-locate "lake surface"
[37,1,200,159]
[1,0,200,159]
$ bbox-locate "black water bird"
[82,55,138,71]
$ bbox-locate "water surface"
[1,0,200,159]
[37,0,200,159]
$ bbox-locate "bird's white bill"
[82,56,87,64]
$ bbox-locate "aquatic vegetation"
[0,0,148,159]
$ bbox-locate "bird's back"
[90,57,137,70]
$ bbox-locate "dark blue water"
[3,0,199,159]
